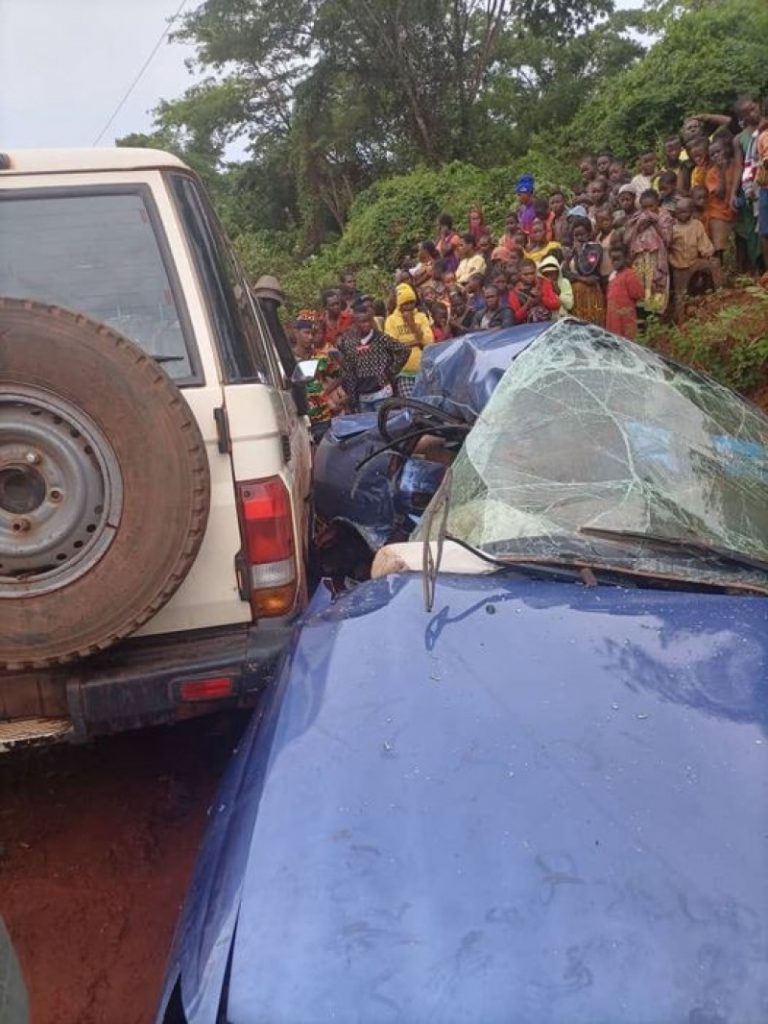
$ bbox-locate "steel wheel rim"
[0,388,123,597]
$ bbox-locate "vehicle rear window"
[0,189,197,382]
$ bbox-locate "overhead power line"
[92,0,189,146]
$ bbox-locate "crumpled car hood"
[167,574,768,1024]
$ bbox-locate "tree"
[567,0,768,157]
[147,0,625,246]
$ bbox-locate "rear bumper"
[0,621,293,744]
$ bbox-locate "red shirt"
[321,309,353,348]
[507,277,560,323]
[606,268,644,340]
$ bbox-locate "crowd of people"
[288,95,768,436]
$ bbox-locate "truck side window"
[170,173,276,385]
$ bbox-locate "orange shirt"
[705,164,736,223]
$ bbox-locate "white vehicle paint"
[0,149,312,743]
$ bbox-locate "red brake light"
[179,676,234,702]
[238,478,294,564]
[236,476,297,617]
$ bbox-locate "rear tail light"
[179,676,234,702]
[237,476,297,617]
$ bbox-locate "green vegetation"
[644,285,768,400]
[120,0,768,313]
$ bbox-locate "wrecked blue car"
[157,320,768,1023]
[312,323,546,569]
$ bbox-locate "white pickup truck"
[0,148,312,748]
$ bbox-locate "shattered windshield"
[415,320,768,593]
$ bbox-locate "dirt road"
[0,711,250,1024]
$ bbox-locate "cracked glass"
[415,320,768,593]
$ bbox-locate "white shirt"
[456,253,486,286]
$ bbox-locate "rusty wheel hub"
[0,388,123,596]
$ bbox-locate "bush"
[643,284,768,399]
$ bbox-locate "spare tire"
[0,299,210,670]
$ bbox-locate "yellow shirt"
[526,241,561,266]
[691,165,708,190]
[383,309,434,374]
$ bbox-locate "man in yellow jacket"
[384,282,434,396]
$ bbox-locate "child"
[429,300,452,341]
[706,137,738,261]
[688,137,710,191]
[538,254,574,319]
[465,271,487,312]
[656,170,679,211]
[548,191,568,243]
[490,268,511,301]
[631,152,658,195]
[668,197,720,323]
[586,176,609,214]
[507,258,561,323]
[579,156,598,186]
[691,185,709,223]
[499,211,520,253]
[605,243,644,340]
[594,205,617,282]
[624,189,672,315]
[562,218,606,325]
[617,184,637,219]
[664,135,692,193]
[596,152,613,177]
[608,161,630,203]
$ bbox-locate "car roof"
[0,148,189,175]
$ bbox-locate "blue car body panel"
[313,324,549,548]
[160,574,768,1024]
[412,322,549,419]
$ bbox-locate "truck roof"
[0,147,189,175]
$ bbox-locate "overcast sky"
[1,0,201,148]
[2,0,640,152]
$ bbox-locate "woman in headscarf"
[515,174,537,236]
[383,282,435,397]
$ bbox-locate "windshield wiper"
[149,354,185,364]
[421,466,452,612]
[580,526,768,575]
